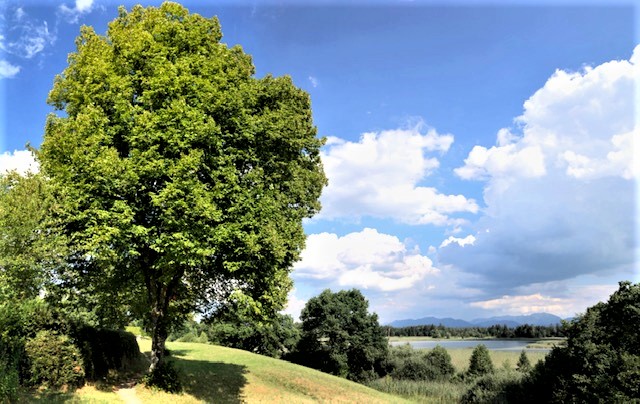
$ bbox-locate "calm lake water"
[390,339,551,352]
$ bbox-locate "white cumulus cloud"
[281,289,306,321]
[441,46,639,294]
[319,124,478,225]
[440,235,476,248]
[0,150,39,175]
[59,0,94,23]
[0,60,20,78]
[294,228,438,292]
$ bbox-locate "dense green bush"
[72,327,142,380]
[24,330,85,389]
[0,349,20,402]
[143,361,182,393]
[424,345,455,380]
[386,344,455,381]
[460,370,523,404]
[467,344,494,377]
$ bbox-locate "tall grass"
[367,377,471,403]
[367,347,549,402]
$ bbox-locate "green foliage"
[467,344,494,377]
[460,370,524,404]
[205,306,300,358]
[516,350,531,372]
[0,344,20,402]
[39,1,326,376]
[291,289,388,382]
[143,360,182,393]
[0,171,64,302]
[386,344,455,382]
[24,330,85,389]
[425,345,456,380]
[520,281,640,403]
[72,327,142,380]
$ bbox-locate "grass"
[447,349,547,372]
[21,339,414,403]
[367,378,472,403]
[18,339,551,403]
[364,346,549,402]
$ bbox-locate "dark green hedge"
[72,327,142,380]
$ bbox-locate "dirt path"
[116,386,142,404]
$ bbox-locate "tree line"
[384,323,566,339]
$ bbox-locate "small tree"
[292,289,388,382]
[425,345,455,380]
[516,350,531,372]
[468,344,494,377]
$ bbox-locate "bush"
[424,345,455,380]
[516,350,531,372]
[386,345,455,382]
[143,361,182,393]
[391,355,435,381]
[24,330,85,389]
[176,331,209,343]
[0,352,20,402]
[467,344,494,377]
[72,327,142,380]
[460,371,523,404]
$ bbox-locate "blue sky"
[1,0,638,323]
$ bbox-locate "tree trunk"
[149,303,169,373]
[147,272,181,374]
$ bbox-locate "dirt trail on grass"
[116,386,142,404]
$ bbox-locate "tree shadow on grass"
[172,357,248,404]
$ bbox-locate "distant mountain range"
[388,312,565,328]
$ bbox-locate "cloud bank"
[441,46,639,296]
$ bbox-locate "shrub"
[24,330,85,389]
[143,361,182,393]
[424,345,455,380]
[0,351,20,402]
[516,350,531,372]
[467,344,494,377]
[391,355,435,381]
[72,327,142,380]
[460,371,523,404]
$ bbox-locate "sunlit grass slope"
[135,339,414,403]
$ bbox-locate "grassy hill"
[24,339,413,403]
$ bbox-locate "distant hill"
[471,313,564,327]
[389,316,473,328]
[388,312,564,328]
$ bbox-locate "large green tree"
[292,289,388,382]
[39,2,325,373]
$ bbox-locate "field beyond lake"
[388,337,564,352]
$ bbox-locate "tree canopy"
[521,281,640,402]
[39,2,326,373]
[291,289,388,382]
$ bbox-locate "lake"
[390,339,551,352]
